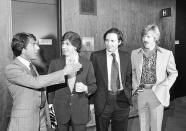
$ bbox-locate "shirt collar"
[17,56,31,69]
[106,50,119,58]
[138,46,162,54]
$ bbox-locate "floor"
[163,97,186,131]
[48,96,186,131]
[127,97,186,131]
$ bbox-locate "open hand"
[63,63,82,75]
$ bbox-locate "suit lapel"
[76,56,83,83]
[14,58,32,75]
[136,49,143,74]
[14,58,41,77]
[119,51,124,80]
[99,50,108,86]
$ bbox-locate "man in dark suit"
[47,31,97,131]
[90,28,132,131]
[5,32,82,131]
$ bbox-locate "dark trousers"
[55,119,86,131]
[95,93,130,131]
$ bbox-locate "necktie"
[110,53,120,93]
[29,63,37,77]
[29,63,46,108]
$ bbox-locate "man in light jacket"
[131,24,178,131]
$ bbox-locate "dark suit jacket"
[47,55,97,125]
[90,49,132,116]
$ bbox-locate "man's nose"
[107,40,112,45]
[36,44,40,51]
[144,36,148,40]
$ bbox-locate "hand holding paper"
[48,104,57,129]
[75,82,88,93]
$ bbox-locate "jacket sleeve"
[125,53,132,89]
[5,63,65,90]
[155,51,178,90]
[86,62,97,96]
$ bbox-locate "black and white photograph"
[0,0,185,131]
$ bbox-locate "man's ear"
[74,46,77,52]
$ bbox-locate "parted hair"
[61,31,82,52]
[11,32,36,56]
[103,27,124,47]
[141,24,160,44]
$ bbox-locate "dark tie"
[29,63,46,109]
[110,53,120,93]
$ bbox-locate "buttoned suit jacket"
[47,55,97,125]
[90,49,132,116]
[5,58,66,131]
[131,47,178,107]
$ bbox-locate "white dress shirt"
[106,50,123,91]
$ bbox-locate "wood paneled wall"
[0,0,12,130]
[62,0,176,52]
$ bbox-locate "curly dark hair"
[11,32,36,57]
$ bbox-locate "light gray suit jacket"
[5,58,66,131]
[131,47,178,107]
